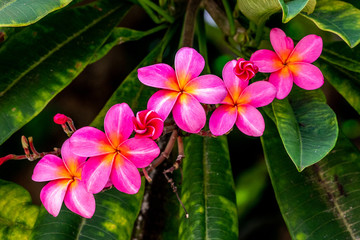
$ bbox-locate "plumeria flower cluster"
[30,28,323,219]
[32,103,162,218]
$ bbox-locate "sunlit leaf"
[262,115,360,240]
[179,135,238,240]
[237,0,315,25]
[0,0,72,27]
[302,0,360,47]
[0,0,132,146]
[272,87,338,171]
[0,179,39,240]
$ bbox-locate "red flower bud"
[233,58,258,81]
[53,113,68,125]
[133,110,164,140]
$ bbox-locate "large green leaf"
[179,135,238,240]
[272,88,338,171]
[0,0,72,27]
[0,179,39,240]
[91,24,167,64]
[302,0,360,47]
[317,60,360,114]
[30,184,145,240]
[262,115,360,240]
[237,0,315,25]
[321,41,360,73]
[0,0,132,146]
[278,0,316,23]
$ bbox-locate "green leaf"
[272,87,338,171]
[321,41,360,73]
[237,0,281,25]
[30,184,145,240]
[0,179,39,240]
[317,60,360,114]
[179,135,238,240]
[237,0,315,25]
[278,0,316,23]
[0,0,72,27]
[0,0,132,146]
[262,115,360,240]
[302,0,360,47]
[91,24,167,63]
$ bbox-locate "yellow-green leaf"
[0,0,72,27]
[302,0,360,47]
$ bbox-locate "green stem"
[221,0,235,36]
[157,21,180,62]
[254,23,265,47]
[196,9,211,74]
[140,0,175,23]
[138,0,162,24]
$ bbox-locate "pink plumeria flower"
[209,60,277,137]
[250,28,323,99]
[233,58,258,81]
[70,103,160,195]
[138,47,227,133]
[32,139,95,218]
[133,109,164,140]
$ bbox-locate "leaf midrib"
[203,137,209,240]
[0,4,121,97]
[314,163,358,239]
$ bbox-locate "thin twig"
[142,130,178,175]
[163,136,188,218]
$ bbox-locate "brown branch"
[204,0,245,37]
[180,0,202,47]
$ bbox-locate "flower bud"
[233,58,258,81]
[133,110,164,140]
[53,113,68,125]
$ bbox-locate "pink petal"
[236,105,265,137]
[104,103,134,148]
[146,117,164,140]
[135,126,155,138]
[222,60,248,102]
[137,63,180,91]
[270,28,294,63]
[82,154,115,194]
[64,180,95,218]
[238,81,277,108]
[209,105,237,136]
[184,74,227,104]
[40,179,72,217]
[110,154,141,194]
[32,155,71,182]
[175,47,205,89]
[70,127,114,157]
[269,67,294,100]
[288,34,323,63]
[119,138,160,168]
[221,92,235,105]
[173,93,206,133]
[147,90,180,120]
[61,139,86,177]
[250,50,284,73]
[288,62,324,90]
